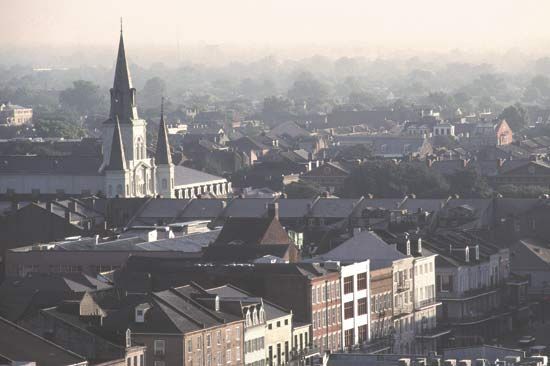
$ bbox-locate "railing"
[396,279,411,292]
[416,298,438,309]
[394,302,414,315]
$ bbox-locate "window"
[236,346,241,361]
[268,323,273,330]
[187,339,193,352]
[154,339,165,356]
[358,325,368,343]
[358,297,368,315]
[226,328,231,343]
[217,330,221,345]
[437,275,453,292]
[312,287,316,304]
[357,273,367,290]
[217,351,222,365]
[235,326,240,340]
[276,321,281,328]
[284,319,288,326]
[226,349,231,364]
[206,333,211,347]
[197,336,202,349]
[344,301,354,319]
[344,329,354,348]
[344,276,353,294]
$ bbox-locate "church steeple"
[108,21,139,123]
[155,98,172,165]
[107,116,127,170]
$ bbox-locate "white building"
[0,27,228,199]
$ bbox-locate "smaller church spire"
[107,115,127,170]
[155,98,172,165]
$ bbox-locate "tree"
[523,75,550,105]
[33,118,87,139]
[141,77,167,108]
[285,181,324,198]
[496,185,550,198]
[338,144,373,161]
[340,160,449,198]
[287,74,329,104]
[498,103,529,131]
[59,80,104,116]
[262,96,292,114]
[447,168,492,198]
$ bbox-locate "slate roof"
[0,273,111,321]
[174,165,225,186]
[315,230,407,269]
[0,155,102,175]
[0,316,87,366]
[269,121,310,138]
[111,285,243,335]
[510,238,550,271]
[206,284,290,320]
[213,216,291,246]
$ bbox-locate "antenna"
[120,17,123,34]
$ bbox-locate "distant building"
[0,102,33,125]
[0,28,228,199]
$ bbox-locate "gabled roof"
[213,216,291,246]
[0,316,87,366]
[315,230,407,269]
[511,238,550,271]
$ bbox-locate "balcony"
[445,306,511,326]
[396,279,411,293]
[394,303,414,316]
[416,298,439,309]
[415,325,452,339]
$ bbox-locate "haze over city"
[4,2,550,365]
[3,0,550,67]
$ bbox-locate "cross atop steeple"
[108,22,138,124]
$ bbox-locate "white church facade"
[0,28,229,199]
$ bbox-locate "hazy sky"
[2,0,550,50]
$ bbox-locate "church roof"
[107,116,126,171]
[155,102,172,165]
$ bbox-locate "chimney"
[65,210,72,222]
[464,246,470,263]
[68,200,77,212]
[475,245,480,261]
[267,202,279,220]
[46,202,53,212]
[497,158,504,168]
[416,238,423,256]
